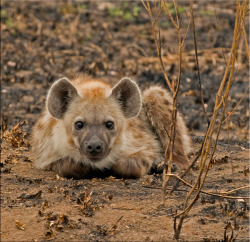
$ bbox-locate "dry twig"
[166,173,250,199]
[173,1,249,239]
[190,1,210,126]
[141,0,174,93]
[143,1,249,240]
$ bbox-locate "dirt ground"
[1,1,249,241]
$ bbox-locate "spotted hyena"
[32,75,191,178]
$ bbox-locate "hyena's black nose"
[86,140,103,154]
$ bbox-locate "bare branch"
[173,1,249,239]
[142,0,174,93]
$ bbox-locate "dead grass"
[1,121,29,148]
[142,0,249,240]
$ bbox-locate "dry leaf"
[44,229,54,239]
[16,220,25,230]
[182,90,197,97]
[2,122,29,148]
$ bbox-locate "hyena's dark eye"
[106,121,114,130]
[75,121,84,130]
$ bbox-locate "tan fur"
[32,76,191,178]
[143,86,191,170]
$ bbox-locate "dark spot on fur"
[36,121,44,130]
[133,132,143,139]
[164,100,169,106]
[141,159,150,168]
[158,90,165,96]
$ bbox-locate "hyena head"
[46,77,142,166]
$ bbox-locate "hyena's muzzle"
[78,126,112,162]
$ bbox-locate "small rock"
[7,61,16,67]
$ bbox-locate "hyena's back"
[143,86,191,170]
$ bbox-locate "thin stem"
[190,2,210,126]
[143,0,174,93]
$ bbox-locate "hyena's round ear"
[47,77,79,119]
[111,77,142,118]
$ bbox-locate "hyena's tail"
[142,86,191,170]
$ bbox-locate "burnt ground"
[1,1,249,241]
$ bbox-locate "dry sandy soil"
[1,1,249,241]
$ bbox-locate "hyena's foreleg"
[48,158,92,179]
[111,153,154,178]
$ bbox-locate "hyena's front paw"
[112,156,152,178]
[49,158,91,179]
[154,161,178,173]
